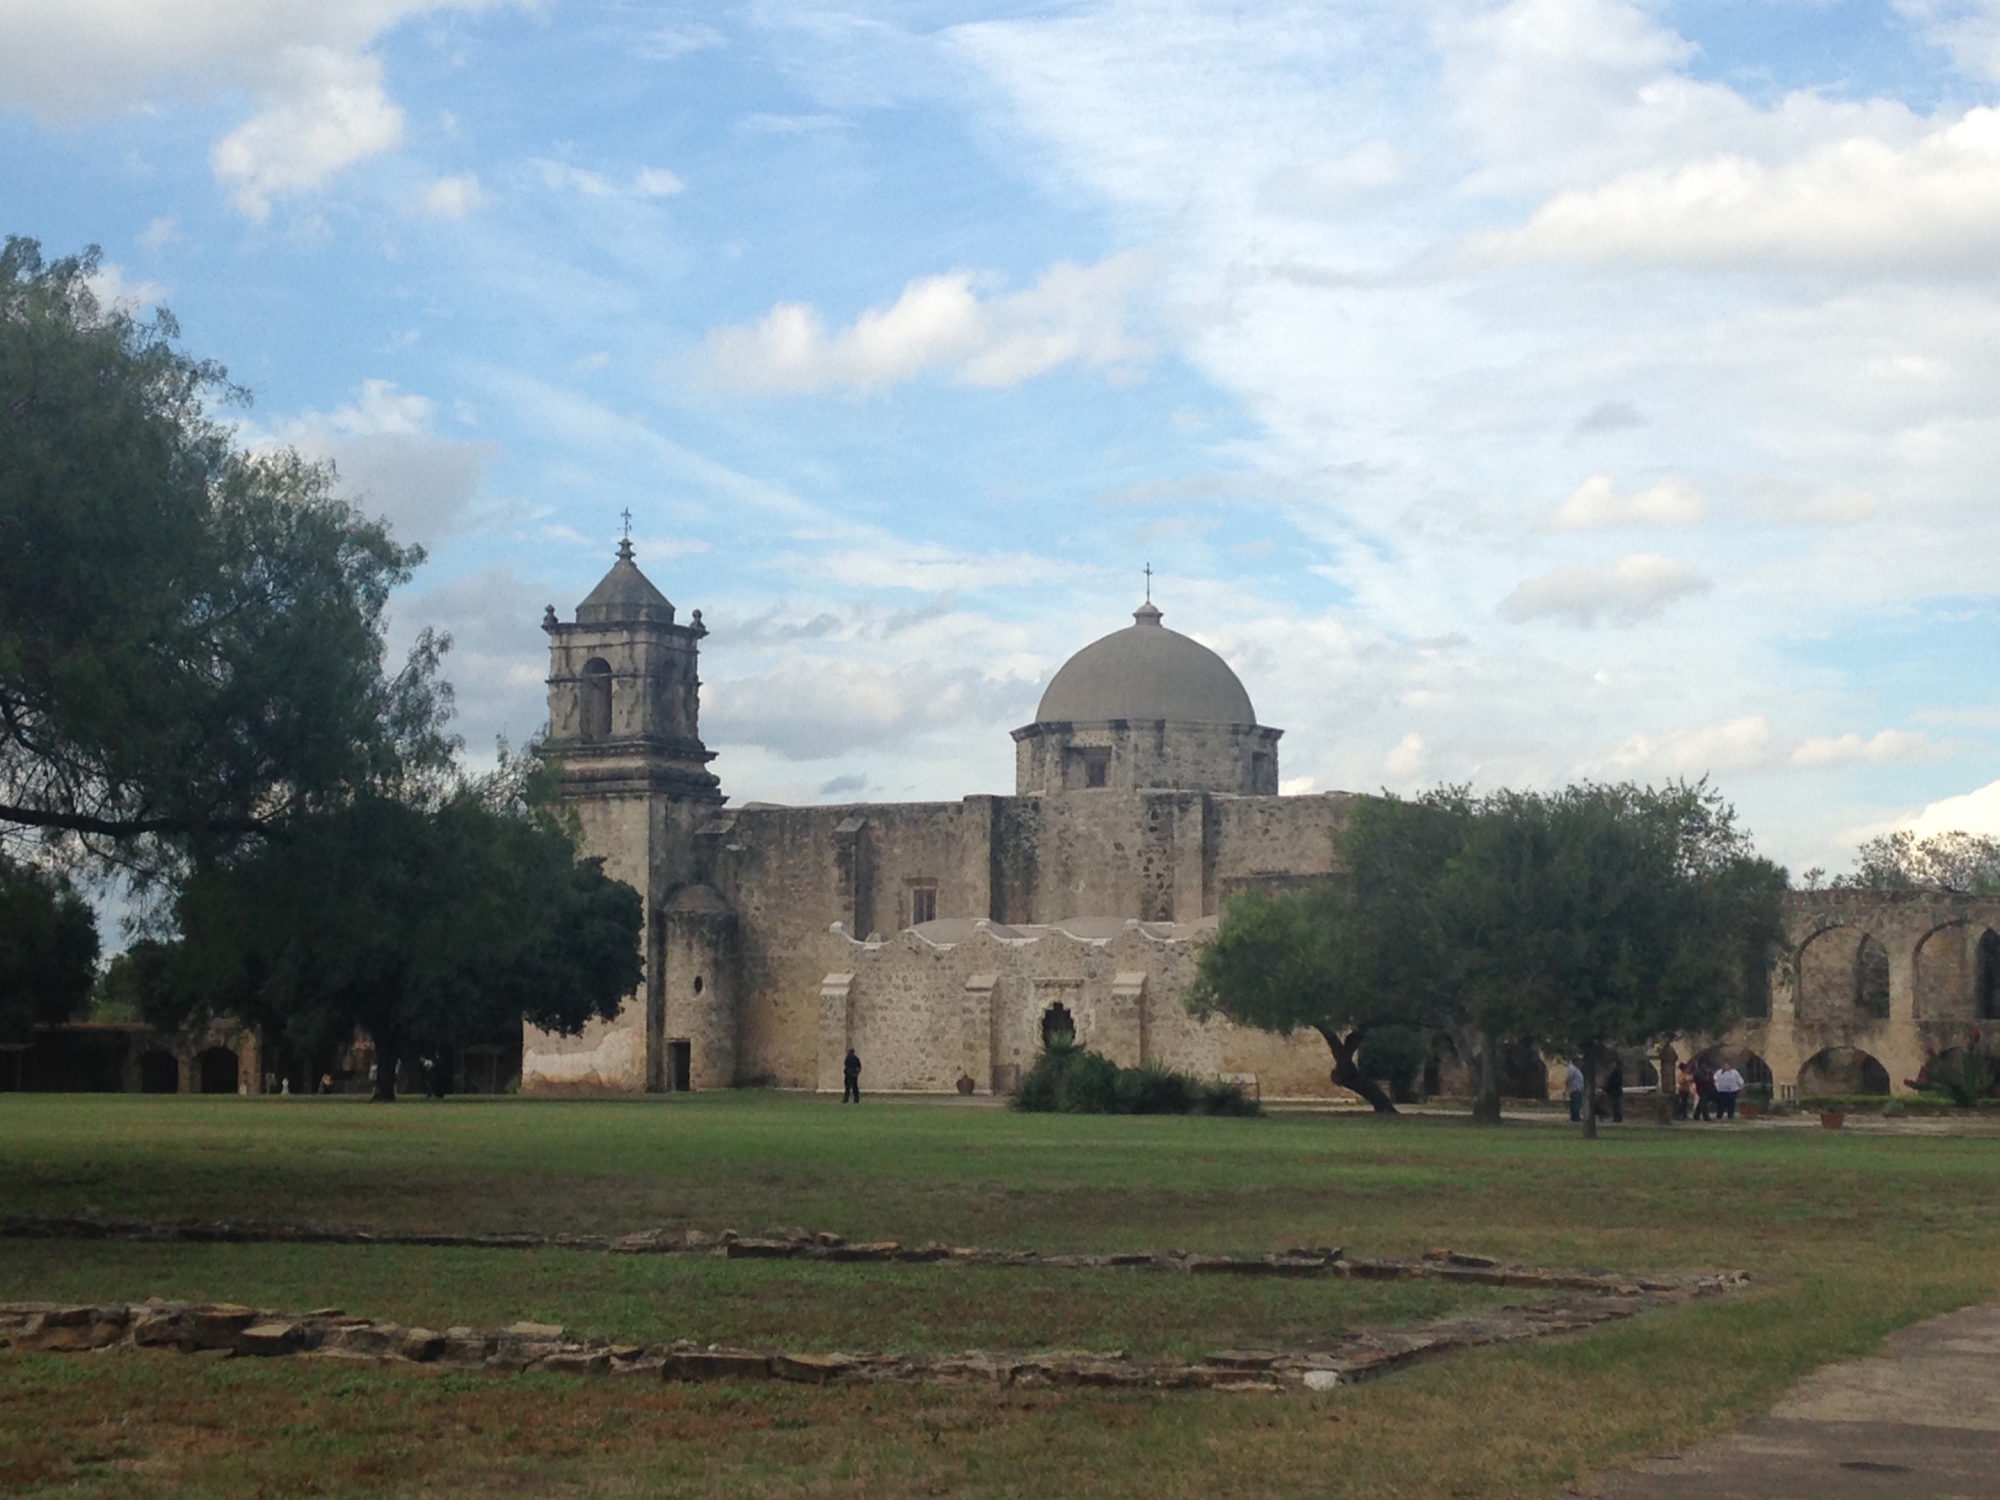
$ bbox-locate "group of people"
[1563,1057,1748,1122]
[1674,1059,1746,1120]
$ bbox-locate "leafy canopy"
[0,852,99,1042]
[152,779,643,1100]
[1190,780,1787,1131]
[1832,829,2000,895]
[0,237,453,874]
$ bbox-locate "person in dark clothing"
[1604,1060,1624,1123]
[1694,1062,1716,1122]
[842,1048,861,1104]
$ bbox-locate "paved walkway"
[1583,1304,2000,1499]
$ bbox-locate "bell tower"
[526,537,728,1093]
[543,536,720,800]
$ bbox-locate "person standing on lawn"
[1604,1059,1624,1123]
[1694,1061,1717,1121]
[1675,1063,1695,1120]
[842,1047,862,1104]
[1565,1061,1586,1122]
[1713,1061,1744,1120]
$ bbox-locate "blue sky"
[6,0,2000,874]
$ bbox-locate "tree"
[1835,830,2000,895]
[1,237,453,877]
[1190,782,1786,1135]
[1439,782,1787,1139]
[0,852,99,1041]
[1190,883,1400,1113]
[151,785,642,1101]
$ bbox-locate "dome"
[576,539,675,625]
[1033,602,1258,725]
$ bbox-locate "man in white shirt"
[1713,1064,1745,1120]
[1565,1062,1586,1122]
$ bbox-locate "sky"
[5,0,2000,877]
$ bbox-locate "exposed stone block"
[664,1349,771,1381]
[236,1321,305,1356]
[774,1352,857,1384]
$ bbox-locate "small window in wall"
[909,884,938,925]
[1250,750,1270,787]
[1085,752,1108,788]
[1041,1003,1076,1048]
[580,658,613,742]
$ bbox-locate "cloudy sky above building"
[6,0,2000,873]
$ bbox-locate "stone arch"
[1796,926,1891,1024]
[1914,920,1975,1022]
[1040,1002,1076,1048]
[1799,1046,1891,1098]
[579,657,613,742]
[196,1046,239,1095]
[138,1050,179,1094]
[1695,1045,1772,1098]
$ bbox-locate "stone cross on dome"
[617,508,635,561]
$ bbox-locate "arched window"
[580,658,613,742]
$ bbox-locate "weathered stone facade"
[523,551,1354,1097]
[524,546,1997,1102]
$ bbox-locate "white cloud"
[1384,731,1427,779]
[1551,474,1703,530]
[211,47,404,221]
[1466,108,2000,276]
[0,2,521,216]
[536,159,616,197]
[1609,716,1775,777]
[1605,718,1940,778]
[635,21,724,61]
[137,215,179,253]
[1905,776,2000,837]
[258,379,498,549]
[1498,554,1711,627]
[633,165,685,197]
[419,173,485,219]
[703,253,1151,394]
[1790,730,1940,768]
[84,261,165,311]
[1899,1,2000,83]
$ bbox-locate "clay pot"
[1819,1109,1845,1129]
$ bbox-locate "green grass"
[2,1092,1998,1498]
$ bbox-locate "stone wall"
[1013,720,1282,797]
[814,917,1338,1099]
[1709,891,2000,1099]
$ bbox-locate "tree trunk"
[1318,1026,1398,1114]
[1471,1033,1502,1126]
[372,1034,399,1103]
[1580,1037,1600,1140]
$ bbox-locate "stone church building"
[523,544,1999,1104]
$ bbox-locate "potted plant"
[1819,1105,1845,1129]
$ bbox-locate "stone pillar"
[962,973,997,1093]
[818,974,854,1093]
[1105,971,1146,1068]
[1171,796,1208,922]
[1883,936,1923,1097]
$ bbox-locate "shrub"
[1196,1078,1261,1117]
[1012,1040,1260,1116]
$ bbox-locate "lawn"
[2,1092,1997,1498]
